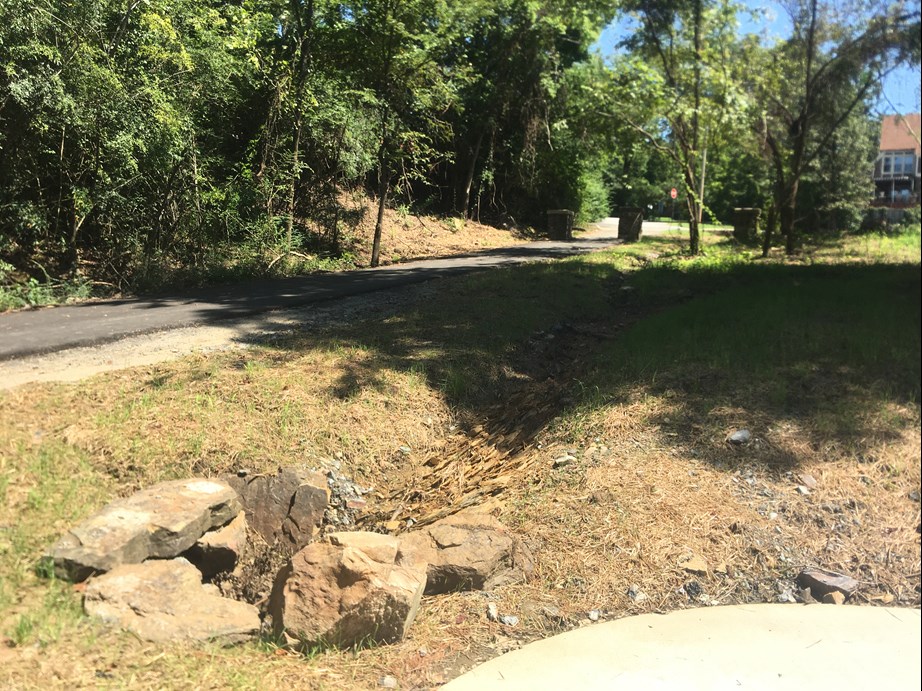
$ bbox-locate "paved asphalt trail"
[0,220,624,361]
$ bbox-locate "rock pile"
[47,469,532,648]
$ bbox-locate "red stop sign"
[670,188,678,199]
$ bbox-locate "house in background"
[872,113,921,215]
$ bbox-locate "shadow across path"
[0,232,620,361]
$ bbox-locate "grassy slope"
[1,228,919,689]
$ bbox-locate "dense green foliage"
[0,0,615,288]
[1,0,918,292]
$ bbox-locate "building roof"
[880,113,921,154]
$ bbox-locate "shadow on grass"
[224,247,921,473]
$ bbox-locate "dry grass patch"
[1,228,919,690]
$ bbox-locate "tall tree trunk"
[459,130,485,220]
[371,170,389,268]
[286,117,301,247]
[780,179,799,254]
[689,0,703,254]
[684,167,700,255]
[762,198,778,257]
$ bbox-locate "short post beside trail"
[618,207,644,242]
[732,208,761,244]
[546,209,575,241]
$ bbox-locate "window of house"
[882,152,917,176]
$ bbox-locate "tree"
[750,0,921,254]
[616,0,747,253]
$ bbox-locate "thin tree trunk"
[762,200,778,257]
[684,168,701,255]
[780,180,799,254]
[287,117,301,247]
[459,130,485,220]
[371,171,389,268]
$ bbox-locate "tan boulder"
[398,513,534,595]
[84,558,260,643]
[51,479,241,581]
[269,532,426,649]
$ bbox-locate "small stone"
[553,455,576,469]
[487,602,499,622]
[727,429,751,445]
[798,474,818,490]
[345,498,367,511]
[627,584,647,602]
[796,485,811,496]
[681,554,709,575]
[796,567,860,598]
[798,588,817,603]
[769,512,778,520]
[684,581,702,598]
[587,609,600,622]
[823,591,846,605]
[498,614,519,627]
[777,589,796,603]
[908,489,920,503]
[398,446,411,455]
[379,675,398,688]
[385,520,401,533]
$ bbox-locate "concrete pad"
[444,604,921,691]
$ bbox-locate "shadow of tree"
[215,252,920,518]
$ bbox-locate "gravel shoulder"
[0,282,437,390]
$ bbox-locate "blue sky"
[592,2,922,115]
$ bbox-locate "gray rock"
[796,567,860,598]
[379,676,399,689]
[587,609,600,622]
[499,614,519,627]
[398,514,534,595]
[51,479,241,581]
[627,584,647,602]
[185,511,248,579]
[727,429,751,445]
[487,602,499,622]
[269,533,427,649]
[83,558,259,643]
[226,468,329,553]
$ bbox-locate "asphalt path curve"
[1,220,626,361]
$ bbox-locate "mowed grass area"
[1,227,919,689]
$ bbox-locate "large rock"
[269,532,426,649]
[184,511,248,580]
[84,558,260,643]
[51,479,241,581]
[398,514,534,595]
[226,468,329,552]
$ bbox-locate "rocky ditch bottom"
[47,468,533,649]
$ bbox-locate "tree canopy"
[1,0,919,289]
